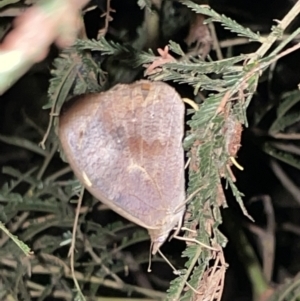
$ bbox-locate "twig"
[250,0,300,62]
[45,166,72,182]
[228,41,300,106]
[0,134,48,156]
[223,208,269,299]
[218,33,299,49]
[0,257,166,299]
[40,59,77,149]
[0,222,32,256]
[68,187,85,299]
[97,0,115,38]
[282,223,300,236]
[209,22,223,60]
[0,212,30,248]
[270,133,300,140]
[37,141,59,180]
[247,195,275,282]
[77,228,124,285]
[270,159,300,205]
[271,142,300,156]
[22,110,45,137]
[115,251,153,289]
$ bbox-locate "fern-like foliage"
[180,0,262,42]
[75,37,131,55]
[0,159,165,299]
[257,89,300,171]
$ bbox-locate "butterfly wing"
[59,80,185,231]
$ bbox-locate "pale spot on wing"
[82,171,92,187]
[127,163,146,173]
[127,163,163,203]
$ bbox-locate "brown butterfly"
[59,80,185,254]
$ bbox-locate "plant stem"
[251,0,300,62]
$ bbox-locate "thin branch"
[247,195,275,282]
[97,0,115,38]
[0,257,166,299]
[250,0,300,62]
[68,187,85,299]
[270,159,300,205]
